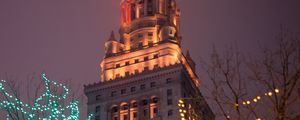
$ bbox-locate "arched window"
[111,105,119,120]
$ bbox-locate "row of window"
[95,78,173,101]
[115,54,159,68]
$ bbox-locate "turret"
[105,31,120,57]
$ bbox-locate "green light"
[0,73,93,120]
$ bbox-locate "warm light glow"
[256,118,261,120]
[180,113,184,117]
[246,101,251,105]
[253,98,257,102]
[257,96,261,100]
[179,99,184,104]
[242,102,246,105]
[268,92,273,96]
[275,89,279,93]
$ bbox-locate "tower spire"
[108,31,116,41]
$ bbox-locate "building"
[84,0,215,120]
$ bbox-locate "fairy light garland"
[0,73,93,120]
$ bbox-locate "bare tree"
[202,27,300,120]
[202,44,259,120]
[249,27,300,120]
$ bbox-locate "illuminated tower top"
[101,0,198,87]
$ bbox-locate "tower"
[84,0,215,120]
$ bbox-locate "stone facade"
[84,0,214,120]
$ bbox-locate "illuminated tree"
[0,73,93,120]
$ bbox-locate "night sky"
[1,0,300,119]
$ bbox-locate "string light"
[0,73,94,120]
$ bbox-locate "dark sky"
[0,0,300,119]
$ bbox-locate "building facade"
[84,0,215,120]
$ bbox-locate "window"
[166,78,172,84]
[134,69,139,74]
[144,66,149,71]
[131,87,136,92]
[138,42,143,48]
[140,84,146,90]
[96,95,101,101]
[168,110,173,116]
[147,0,153,15]
[138,33,143,38]
[125,61,130,66]
[116,64,120,68]
[152,97,158,103]
[116,74,121,78]
[133,112,137,118]
[167,99,173,105]
[111,91,117,97]
[95,106,101,113]
[148,32,153,36]
[132,102,137,108]
[150,82,156,87]
[153,108,158,114]
[143,109,148,116]
[122,104,129,110]
[125,71,130,76]
[154,64,159,69]
[134,59,139,63]
[142,99,148,106]
[112,106,119,113]
[123,115,128,120]
[121,89,126,94]
[144,56,149,61]
[153,54,159,59]
[167,89,172,96]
